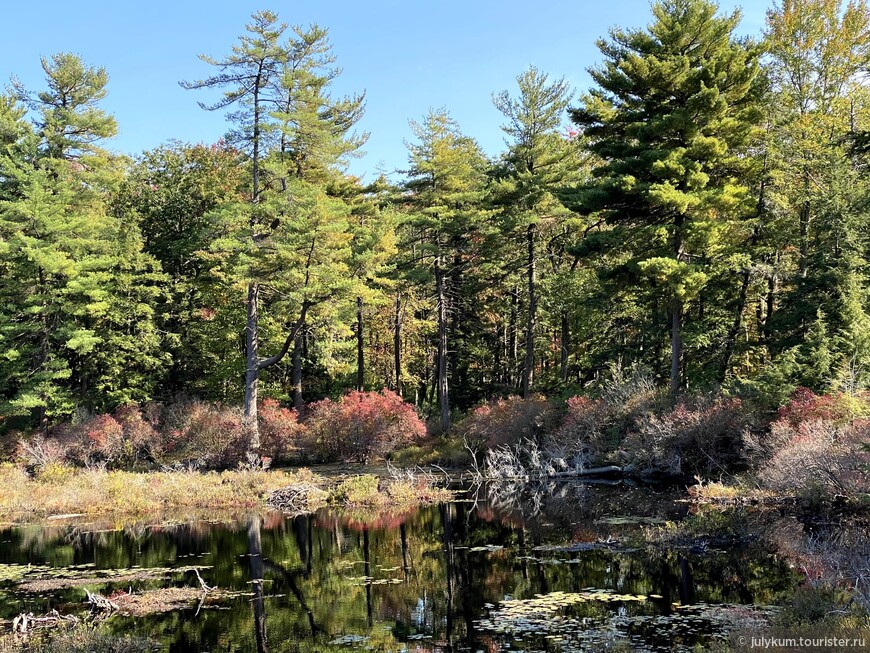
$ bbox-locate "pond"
[0,482,802,652]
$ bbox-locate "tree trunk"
[763,266,777,348]
[435,257,450,432]
[243,283,261,452]
[559,310,570,383]
[292,328,304,412]
[522,224,537,398]
[394,293,402,395]
[242,73,263,453]
[356,296,364,391]
[670,297,683,394]
[798,181,810,277]
[508,286,518,388]
[721,270,751,382]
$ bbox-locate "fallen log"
[576,465,623,477]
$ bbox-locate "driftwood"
[577,465,622,477]
[85,589,119,612]
[267,482,328,513]
[11,610,78,634]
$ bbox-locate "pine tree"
[184,12,369,448]
[571,0,765,392]
[403,110,492,430]
[493,67,579,394]
[0,54,166,423]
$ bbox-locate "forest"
[2,1,870,652]
[1,0,869,464]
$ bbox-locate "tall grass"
[0,463,296,518]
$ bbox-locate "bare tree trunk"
[670,298,683,394]
[722,270,751,382]
[243,75,262,454]
[522,224,537,398]
[292,329,303,412]
[243,283,261,451]
[394,294,402,395]
[494,324,503,386]
[435,257,450,432]
[508,286,518,388]
[798,183,810,278]
[670,215,684,395]
[356,296,364,392]
[559,310,570,383]
[763,265,777,349]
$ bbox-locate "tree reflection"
[247,513,269,653]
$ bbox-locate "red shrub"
[558,396,609,438]
[776,387,866,428]
[302,389,425,462]
[161,400,247,468]
[759,416,870,500]
[113,405,159,456]
[258,398,305,462]
[459,395,555,449]
[84,414,124,452]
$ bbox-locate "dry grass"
[0,629,154,653]
[0,463,300,519]
[689,481,778,505]
[0,464,454,521]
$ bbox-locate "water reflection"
[0,485,802,652]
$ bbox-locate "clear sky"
[1,0,768,181]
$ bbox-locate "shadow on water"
[0,482,805,652]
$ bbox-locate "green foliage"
[4,2,870,443]
[0,54,167,422]
[571,0,766,390]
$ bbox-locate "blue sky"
[2,0,768,180]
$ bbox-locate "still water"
[0,483,799,652]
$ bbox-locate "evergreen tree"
[403,110,492,430]
[493,66,580,394]
[763,0,870,390]
[0,54,166,423]
[184,12,369,448]
[119,141,248,399]
[571,0,765,392]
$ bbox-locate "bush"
[113,404,160,458]
[623,396,750,477]
[777,387,868,428]
[759,417,870,501]
[24,405,162,468]
[258,398,305,462]
[161,400,247,468]
[547,396,610,465]
[303,389,425,462]
[459,394,555,450]
[331,474,381,504]
[15,435,70,470]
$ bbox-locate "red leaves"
[303,389,425,462]
[777,387,851,428]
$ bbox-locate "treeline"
[2,0,870,442]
